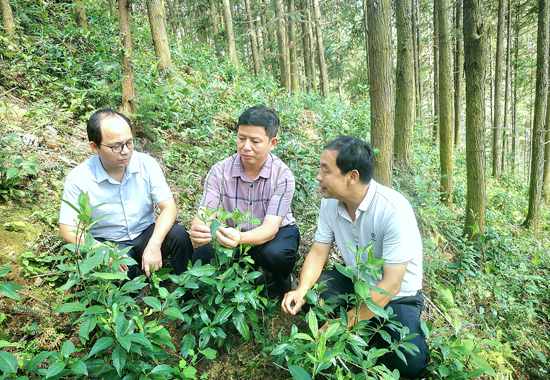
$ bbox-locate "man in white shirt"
[282,135,428,379]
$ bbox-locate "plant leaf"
[0,351,18,374]
[0,282,22,301]
[288,364,312,380]
[232,313,250,341]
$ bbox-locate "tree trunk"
[439,0,454,207]
[222,0,238,66]
[0,0,15,40]
[523,0,549,230]
[306,0,317,93]
[287,0,298,95]
[501,0,511,174]
[463,0,486,239]
[433,0,440,144]
[312,0,329,96]
[301,0,312,92]
[76,1,88,32]
[147,0,173,73]
[118,0,136,125]
[394,0,415,171]
[209,0,221,57]
[543,63,550,203]
[454,0,463,147]
[412,0,421,120]
[363,0,369,73]
[512,3,519,173]
[166,0,182,54]
[492,0,506,181]
[245,0,260,75]
[260,0,275,74]
[273,0,289,89]
[367,0,394,187]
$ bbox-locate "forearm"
[147,205,176,248]
[239,225,277,246]
[348,274,403,323]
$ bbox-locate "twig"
[29,272,62,278]
[18,333,28,344]
[0,87,18,97]
[295,179,311,197]
[423,293,454,328]
[16,290,51,310]
[336,355,351,374]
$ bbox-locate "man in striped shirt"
[189,105,300,297]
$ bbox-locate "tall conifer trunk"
[523,0,549,230]
[287,0,298,95]
[245,0,260,75]
[222,0,238,66]
[118,0,136,123]
[454,0,463,147]
[463,0,486,238]
[0,0,15,41]
[433,0,440,144]
[147,0,173,73]
[394,0,415,170]
[501,0,511,174]
[367,0,394,187]
[493,0,506,181]
[301,0,312,91]
[312,0,328,96]
[439,0,454,207]
[273,0,289,89]
[209,0,221,57]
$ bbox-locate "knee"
[166,224,192,247]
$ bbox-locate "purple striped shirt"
[200,152,296,231]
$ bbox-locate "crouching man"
[189,105,300,298]
[282,136,429,379]
[59,108,193,279]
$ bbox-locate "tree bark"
[454,0,463,147]
[363,0,369,73]
[118,0,136,125]
[501,0,511,174]
[433,0,440,144]
[312,0,329,96]
[76,1,88,32]
[222,0,238,66]
[394,0,415,171]
[300,0,312,92]
[0,0,15,40]
[492,0,506,181]
[438,0,454,207]
[273,0,289,89]
[245,0,260,75]
[412,0,421,120]
[147,0,173,73]
[367,0,394,187]
[543,62,550,203]
[306,0,317,93]
[511,3,519,173]
[209,0,221,57]
[524,0,549,230]
[287,0,298,95]
[463,0,486,238]
[166,0,182,54]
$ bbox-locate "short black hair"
[87,108,132,146]
[237,105,280,139]
[324,135,374,184]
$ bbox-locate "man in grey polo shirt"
[282,136,428,379]
[59,108,193,279]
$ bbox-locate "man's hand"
[142,243,162,278]
[281,289,308,316]
[108,253,129,273]
[216,226,241,248]
[190,224,212,247]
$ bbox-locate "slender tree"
[501,0,511,173]
[75,1,88,32]
[367,0,394,187]
[312,0,329,96]
[306,0,317,93]
[433,0,440,143]
[363,0,369,71]
[245,0,260,75]
[412,0,422,119]
[222,0,238,66]
[287,0,298,95]
[543,62,550,203]
[273,0,289,88]
[511,3,520,172]
[454,0,463,146]
[118,0,136,122]
[439,0,454,207]
[300,0,312,91]
[109,0,119,19]
[524,0,549,230]
[492,0,506,181]
[147,0,173,73]
[463,0,486,238]
[0,0,15,41]
[209,0,221,57]
[394,0,415,170]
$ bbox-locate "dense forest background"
[0,0,549,379]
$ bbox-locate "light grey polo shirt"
[59,151,173,242]
[314,180,423,298]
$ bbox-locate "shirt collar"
[228,153,273,181]
[92,152,139,184]
[336,179,377,219]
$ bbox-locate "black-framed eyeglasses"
[100,138,135,154]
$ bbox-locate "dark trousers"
[98,223,193,279]
[192,224,300,291]
[317,270,429,379]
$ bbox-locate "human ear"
[270,137,278,150]
[348,170,360,185]
[90,141,99,154]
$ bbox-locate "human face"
[317,149,349,200]
[90,116,134,174]
[237,125,277,171]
